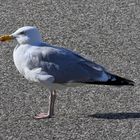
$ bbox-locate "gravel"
[0,0,140,139]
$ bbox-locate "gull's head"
[0,26,42,45]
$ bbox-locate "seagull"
[0,26,134,119]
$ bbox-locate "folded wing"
[27,45,134,86]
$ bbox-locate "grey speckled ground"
[0,0,140,140]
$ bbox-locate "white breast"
[13,45,29,75]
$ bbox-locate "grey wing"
[34,47,110,83]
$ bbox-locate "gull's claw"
[34,113,52,119]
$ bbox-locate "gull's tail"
[82,73,135,86]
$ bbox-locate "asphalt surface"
[0,0,140,140]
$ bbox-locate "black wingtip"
[110,74,135,86]
[80,74,135,86]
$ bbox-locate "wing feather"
[27,45,109,83]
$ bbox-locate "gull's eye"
[19,31,25,35]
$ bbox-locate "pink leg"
[34,90,56,119]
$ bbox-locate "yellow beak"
[0,35,14,42]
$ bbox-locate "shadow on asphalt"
[88,112,140,120]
